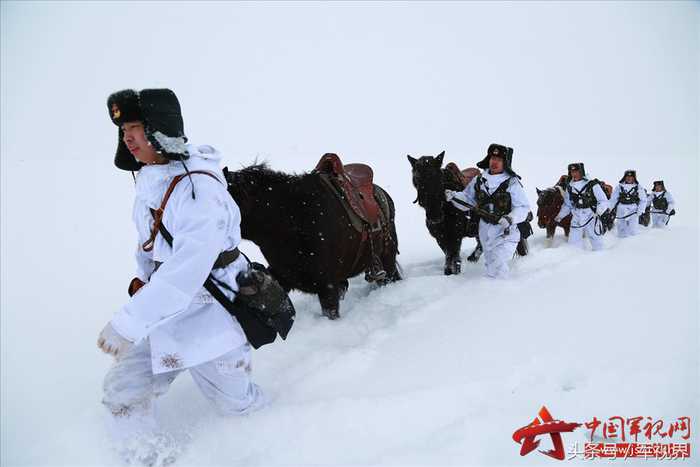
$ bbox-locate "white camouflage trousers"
[102,339,265,443]
[568,217,604,251]
[615,216,639,238]
[478,225,519,279]
[651,213,669,228]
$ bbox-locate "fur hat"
[619,169,638,184]
[567,162,586,178]
[652,180,665,191]
[476,144,519,177]
[107,88,188,171]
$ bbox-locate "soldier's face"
[624,174,635,184]
[489,156,504,174]
[121,121,161,165]
[571,168,582,181]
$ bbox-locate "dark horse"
[407,151,483,275]
[536,176,571,243]
[224,163,401,320]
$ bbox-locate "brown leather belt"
[213,248,241,269]
[154,247,240,272]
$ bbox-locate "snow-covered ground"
[2,2,698,466]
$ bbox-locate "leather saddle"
[315,153,381,228]
[445,162,480,189]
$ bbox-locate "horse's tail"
[394,260,404,281]
[374,184,402,281]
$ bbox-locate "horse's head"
[223,164,262,216]
[408,151,446,224]
[536,186,564,228]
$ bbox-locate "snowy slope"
[2,2,698,466]
[2,160,698,466]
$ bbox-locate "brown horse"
[536,176,571,242]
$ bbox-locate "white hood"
[134,143,225,208]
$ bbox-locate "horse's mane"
[234,162,307,185]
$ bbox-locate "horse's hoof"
[466,255,478,263]
[322,309,340,320]
[365,270,387,283]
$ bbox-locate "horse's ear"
[536,188,541,195]
[407,155,417,167]
[434,151,445,167]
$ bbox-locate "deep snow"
[1,2,698,466]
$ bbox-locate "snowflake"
[160,353,183,370]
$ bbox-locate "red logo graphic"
[513,406,582,460]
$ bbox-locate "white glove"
[554,215,563,223]
[444,190,456,202]
[97,323,133,359]
[498,216,512,229]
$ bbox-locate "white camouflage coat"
[555,178,609,250]
[450,170,530,278]
[110,144,248,374]
[609,182,647,237]
[648,190,676,227]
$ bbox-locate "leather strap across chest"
[619,185,639,204]
[568,180,598,209]
[141,170,240,269]
[142,170,221,252]
[475,176,512,222]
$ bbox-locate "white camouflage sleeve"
[111,178,228,342]
[593,183,609,215]
[450,177,478,212]
[507,179,530,224]
[555,189,572,220]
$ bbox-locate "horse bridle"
[412,171,446,225]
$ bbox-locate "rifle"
[449,197,508,234]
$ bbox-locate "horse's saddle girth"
[315,153,381,227]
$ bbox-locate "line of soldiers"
[445,145,676,279]
[555,164,676,248]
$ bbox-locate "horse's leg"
[383,221,402,282]
[380,245,401,282]
[374,187,401,283]
[338,279,349,300]
[451,247,462,274]
[516,238,529,256]
[467,238,483,263]
[318,283,343,320]
[545,224,555,247]
[444,235,463,275]
[444,253,459,275]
